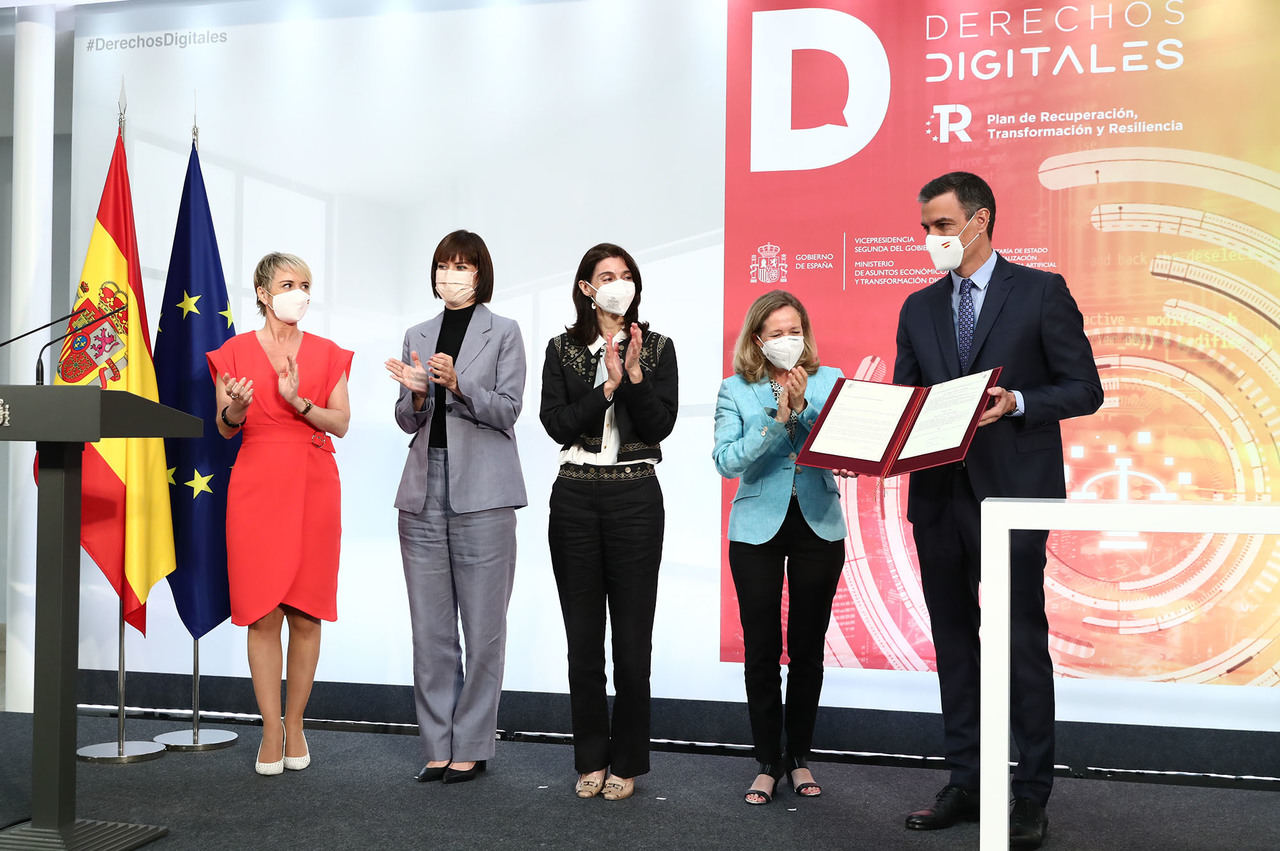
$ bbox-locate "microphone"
[0,310,85,350]
[34,302,130,386]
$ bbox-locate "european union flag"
[155,142,239,639]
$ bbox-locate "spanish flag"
[54,129,175,633]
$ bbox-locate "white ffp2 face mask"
[585,278,635,316]
[758,334,805,371]
[924,210,981,272]
[436,269,477,308]
[268,288,310,323]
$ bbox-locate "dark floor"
[0,712,1273,850]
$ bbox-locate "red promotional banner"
[723,0,1280,685]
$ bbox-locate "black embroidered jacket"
[539,330,679,464]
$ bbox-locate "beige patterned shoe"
[575,772,605,799]
[602,776,634,801]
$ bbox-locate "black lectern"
[0,386,201,850]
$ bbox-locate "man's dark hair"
[918,172,996,238]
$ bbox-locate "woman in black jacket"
[539,243,678,802]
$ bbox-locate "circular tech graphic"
[1032,147,1280,686]
[810,149,1280,686]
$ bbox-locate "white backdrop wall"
[62,0,761,707]
[0,0,1267,731]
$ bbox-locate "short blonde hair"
[254,252,312,316]
[732,290,820,383]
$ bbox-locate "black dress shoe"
[415,763,447,783]
[905,784,980,830]
[1009,797,1048,848]
[442,760,487,784]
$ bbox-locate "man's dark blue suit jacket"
[893,253,1104,525]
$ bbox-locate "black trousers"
[912,465,1055,805]
[728,496,845,766]
[548,473,664,778]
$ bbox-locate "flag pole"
[153,111,236,754]
[76,595,166,763]
[75,86,166,765]
[153,637,237,752]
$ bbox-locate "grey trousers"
[399,448,517,762]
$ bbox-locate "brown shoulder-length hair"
[431,230,494,303]
[732,289,820,383]
[566,242,650,346]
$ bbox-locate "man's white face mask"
[924,210,981,272]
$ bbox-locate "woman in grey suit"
[385,230,527,784]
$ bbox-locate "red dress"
[206,332,354,625]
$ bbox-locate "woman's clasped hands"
[384,351,461,398]
[220,372,255,420]
[772,365,807,423]
[602,323,645,397]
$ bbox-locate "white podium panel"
[978,498,1280,850]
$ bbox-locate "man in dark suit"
[894,172,1103,848]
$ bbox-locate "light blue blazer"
[713,365,847,545]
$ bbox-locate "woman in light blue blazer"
[385,230,527,786]
[713,289,846,806]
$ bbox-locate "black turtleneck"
[428,304,476,448]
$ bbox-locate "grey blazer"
[393,304,528,514]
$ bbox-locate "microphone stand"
[0,310,82,350]
[32,302,129,385]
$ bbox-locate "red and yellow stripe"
[55,131,175,634]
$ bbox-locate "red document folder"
[796,367,1002,478]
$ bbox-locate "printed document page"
[898,369,996,460]
[808,379,916,462]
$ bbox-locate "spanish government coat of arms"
[749,242,788,285]
[58,280,130,386]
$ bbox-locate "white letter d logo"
[750,8,891,173]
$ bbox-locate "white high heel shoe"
[284,730,310,771]
[255,720,285,776]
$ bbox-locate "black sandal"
[787,754,822,797]
[744,761,785,805]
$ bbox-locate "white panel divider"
[977,498,1280,850]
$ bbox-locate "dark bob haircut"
[917,171,997,239]
[431,230,494,303]
[567,243,649,346]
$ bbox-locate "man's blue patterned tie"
[958,277,976,369]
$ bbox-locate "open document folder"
[796,367,1002,478]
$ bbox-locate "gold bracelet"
[299,398,314,416]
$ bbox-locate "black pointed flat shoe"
[415,763,448,783]
[442,760,487,784]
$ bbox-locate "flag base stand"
[0,818,167,850]
[77,596,170,765]
[76,739,167,763]
[152,641,238,752]
[153,728,237,751]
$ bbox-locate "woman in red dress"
[207,252,353,776]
